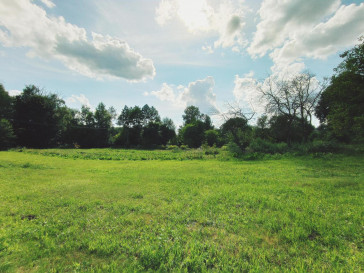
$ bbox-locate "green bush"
[248,138,288,154]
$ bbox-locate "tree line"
[0,38,363,151]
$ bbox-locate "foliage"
[260,72,323,143]
[12,85,67,148]
[221,117,252,152]
[0,119,15,150]
[248,138,289,154]
[269,114,314,144]
[0,84,13,120]
[180,121,205,148]
[204,129,220,147]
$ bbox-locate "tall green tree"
[0,84,13,120]
[221,117,252,152]
[13,85,66,147]
[316,37,364,141]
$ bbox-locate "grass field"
[0,149,363,272]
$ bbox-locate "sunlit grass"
[0,150,363,272]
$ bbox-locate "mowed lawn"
[0,150,363,272]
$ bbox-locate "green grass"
[0,149,363,272]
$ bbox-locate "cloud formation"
[248,0,364,69]
[0,0,155,81]
[65,94,92,109]
[150,77,219,114]
[155,0,247,51]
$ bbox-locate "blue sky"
[0,0,363,126]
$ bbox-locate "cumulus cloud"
[247,0,364,77]
[8,90,22,96]
[248,0,341,57]
[155,0,247,51]
[66,94,92,109]
[150,77,219,114]
[233,72,265,115]
[0,0,155,81]
[39,0,55,9]
[270,4,364,65]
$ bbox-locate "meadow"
[0,149,363,272]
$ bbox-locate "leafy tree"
[142,104,161,125]
[255,115,270,140]
[13,85,66,147]
[204,129,220,147]
[221,117,252,152]
[269,115,313,143]
[142,122,161,147]
[259,72,323,143]
[182,106,202,125]
[316,38,364,141]
[0,84,13,120]
[0,119,15,150]
[160,118,176,145]
[180,121,205,148]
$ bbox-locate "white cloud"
[270,3,364,65]
[0,0,155,81]
[151,76,219,114]
[151,83,176,102]
[39,0,55,9]
[248,0,364,79]
[248,0,341,57]
[66,94,92,109]
[8,90,22,96]
[233,72,265,115]
[155,0,248,52]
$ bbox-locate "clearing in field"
[0,149,363,272]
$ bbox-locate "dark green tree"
[0,84,13,120]
[221,117,252,152]
[13,85,66,147]
[0,119,15,150]
[182,106,202,125]
[316,38,364,141]
[180,121,205,148]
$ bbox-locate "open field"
[0,150,363,272]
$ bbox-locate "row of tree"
[0,38,363,151]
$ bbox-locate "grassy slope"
[0,150,363,272]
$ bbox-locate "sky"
[0,0,363,127]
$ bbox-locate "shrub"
[248,138,288,154]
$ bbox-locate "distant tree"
[182,106,202,125]
[142,122,161,147]
[269,114,313,143]
[204,129,220,146]
[180,121,205,148]
[142,104,161,125]
[255,115,270,140]
[13,85,66,147]
[0,119,15,150]
[202,114,213,130]
[94,103,113,147]
[79,105,95,127]
[221,117,252,152]
[0,84,13,120]
[160,118,176,145]
[316,38,364,142]
[259,72,323,143]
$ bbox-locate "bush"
[308,140,339,153]
[248,138,288,154]
[227,142,243,158]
